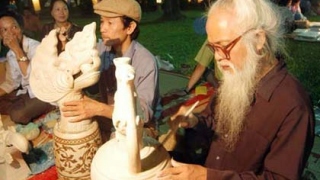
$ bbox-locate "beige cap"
[94,0,142,22]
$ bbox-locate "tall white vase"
[91,57,171,180]
[30,22,102,179]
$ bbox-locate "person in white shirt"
[0,12,54,124]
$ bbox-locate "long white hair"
[208,0,286,62]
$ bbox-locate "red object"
[184,82,214,106]
[161,82,214,118]
[28,166,57,180]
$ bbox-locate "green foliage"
[285,40,320,106]
[139,10,207,74]
[138,0,158,12]
[285,15,320,106]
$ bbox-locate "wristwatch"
[18,56,28,62]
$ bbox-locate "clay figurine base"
[54,121,101,179]
[91,135,170,180]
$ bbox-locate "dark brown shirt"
[197,60,315,179]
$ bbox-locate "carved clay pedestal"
[91,135,170,180]
[53,120,101,179]
[91,57,171,180]
[29,23,102,179]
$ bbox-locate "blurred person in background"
[41,0,82,54]
[186,39,221,93]
[22,7,42,40]
[0,12,54,124]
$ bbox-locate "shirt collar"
[123,40,137,60]
[256,58,287,102]
[106,40,137,63]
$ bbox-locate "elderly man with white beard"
[156,0,315,179]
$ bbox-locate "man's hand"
[156,158,207,180]
[170,104,198,128]
[2,32,21,54]
[0,88,7,97]
[61,96,103,122]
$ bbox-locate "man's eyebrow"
[209,39,231,46]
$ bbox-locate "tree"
[138,0,157,12]
[79,0,94,15]
[161,0,185,20]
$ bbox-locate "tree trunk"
[162,0,184,20]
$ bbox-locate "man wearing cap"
[61,0,160,141]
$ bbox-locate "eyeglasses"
[206,29,255,60]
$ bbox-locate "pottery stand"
[53,120,101,179]
[54,92,102,179]
[30,22,101,179]
[91,135,171,180]
[91,57,171,180]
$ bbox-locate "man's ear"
[255,29,266,51]
[126,21,137,35]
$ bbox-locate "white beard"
[215,52,260,150]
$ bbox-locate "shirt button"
[216,156,220,160]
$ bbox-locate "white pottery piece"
[91,57,171,180]
[0,118,29,165]
[30,22,102,179]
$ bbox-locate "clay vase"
[30,22,102,179]
[53,90,101,179]
[53,117,101,179]
[91,57,171,180]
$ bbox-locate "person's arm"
[206,103,313,179]
[159,91,314,179]
[158,107,313,180]
[0,60,19,96]
[135,66,157,122]
[132,49,159,122]
[187,63,207,92]
[3,35,30,76]
[157,104,209,180]
[14,50,29,76]
[186,40,215,92]
[0,88,6,96]
[61,96,114,122]
[156,159,207,180]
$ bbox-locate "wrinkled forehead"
[206,8,239,43]
[207,8,238,29]
[0,16,19,27]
